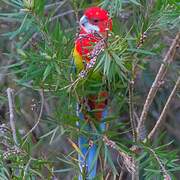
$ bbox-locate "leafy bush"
[0,0,179,179]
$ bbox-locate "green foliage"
[0,0,179,179]
[139,142,180,179]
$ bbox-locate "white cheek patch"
[80,15,100,33]
[83,23,100,33]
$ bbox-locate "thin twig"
[129,80,139,180]
[119,170,124,180]
[22,32,38,49]
[128,80,137,142]
[49,10,75,22]
[137,32,180,140]
[148,77,180,140]
[147,147,171,180]
[51,0,69,17]
[131,158,139,180]
[22,1,76,49]
[22,157,33,180]
[105,171,111,180]
[45,2,63,10]
[7,88,18,145]
[103,136,135,174]
[22,89,44,140]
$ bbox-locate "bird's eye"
[93,19,99,23]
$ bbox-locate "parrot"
[73,7,112,179]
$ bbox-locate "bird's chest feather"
[73,46,84,72]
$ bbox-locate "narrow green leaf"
[129,0,141,6]
[128,48,156,55]
[43,64,52,81]
[53,168,74,173]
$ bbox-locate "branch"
[137,32,180,140]
[148,77,180,140]
[22,89,44,140]
[45,2,64,10]
[103,136,135,174]
[128,80,137,142]
[49,10,75,22]
[147,147,171,180]
[7,88,18,145]
[22,32,38,49]
[22,0,76,49]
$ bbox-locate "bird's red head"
[80,6,112,35]
[75,7,112,63]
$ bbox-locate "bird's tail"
[77,98,108,180]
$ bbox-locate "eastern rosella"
[73,7,112,179]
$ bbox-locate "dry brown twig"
[128,80,137,142]
[103,136,135,174]
[22,89,44,141]
[148,77,180,140]
[105,171,111,180]
[137,32,180,140]
[147,147,171,180]
[5,88,25,159]
[7,88,18,145]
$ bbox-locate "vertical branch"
[137,32,180,140]
[148,77,180,140]
[7,88,18,145]
[128,80,137,142]
[129,59,139,180]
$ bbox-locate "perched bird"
[73,6,112,179]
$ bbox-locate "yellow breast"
[73,46,84,72]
